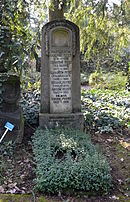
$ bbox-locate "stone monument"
[0,72,24,143]
[39,1,84,130]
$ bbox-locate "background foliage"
[1,0,129,75]
[66,0,129,71]
[0,0,40,76]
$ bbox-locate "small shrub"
[20,81,40,125]
[89,72,127,90]
[89,71,104,87]
[32,128,112,194]
[126,62,130,91]
[105,72,127,90]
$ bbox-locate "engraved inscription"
[50,52,72,113]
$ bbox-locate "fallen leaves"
[0,144,35,194]
[109,195,119,200]
[119,140,130,150]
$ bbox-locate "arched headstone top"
[42,20,79,57]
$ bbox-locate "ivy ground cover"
[32,128,111,194]
[81,89,130,133]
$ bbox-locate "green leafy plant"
[0,0,40,76]
[0,76,3,108]
[0,141,14,184]
[89,71,103,87]
[126,62,130,91]
[66,0,129,70]
[81,89,130,132]
[32,128,112,194]
[0,156,6,184]
[20,80,40,125]
[0,73,9,109]
[89,72,127,90]
[20,82,130,130]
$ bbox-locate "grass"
[0,194,53,202]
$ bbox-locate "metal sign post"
[0,122,14,143]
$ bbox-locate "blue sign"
[4,122,14,131]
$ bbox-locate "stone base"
[0,109,24,143]
[39,113,84,131]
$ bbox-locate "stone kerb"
[39,19,84,130]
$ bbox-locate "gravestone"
[0,73,24,143]
[39,3,84,130]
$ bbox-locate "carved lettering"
[50,52,72,113]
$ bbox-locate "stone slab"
[40,20,81,114]
[0,109,24,143]
[39,113,84,131]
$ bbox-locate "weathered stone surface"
[50,51,72,113]
[0,73,24,143]
[40,19,84,130]
[39,113,84,131]
[0,109,24,143]
[0,74,20,112]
